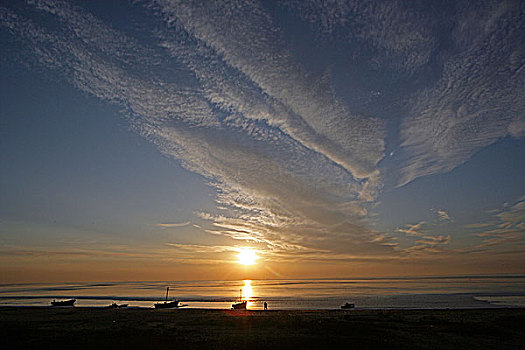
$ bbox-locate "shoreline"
[1,305,523,310]
[2,307,524,349]
[2,293,523,309]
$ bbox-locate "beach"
[1,307,524,349]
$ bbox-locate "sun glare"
[243,280,253,300]
[238,248,257,265]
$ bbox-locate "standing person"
[264,302,268,310]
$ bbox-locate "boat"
[232,289,247,310]
[232,300,247,310]
[341,302,355,309]
[51,299,76,307]
[154,300,179,309]
[107,302,128,308]
[154,287,180,309]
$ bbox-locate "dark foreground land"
[1,307,524,349]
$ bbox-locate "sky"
[1,0,524,282]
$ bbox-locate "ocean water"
[0,275,524,309]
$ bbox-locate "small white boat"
[107,302,128,308]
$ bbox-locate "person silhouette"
[264,301,268,310]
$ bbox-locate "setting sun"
[237,248,257,266]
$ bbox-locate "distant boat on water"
[341,302,355,309]
[232,289,247,310]
[154,287,180,309]
[51,299,76,307]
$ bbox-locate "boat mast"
[165,287,169,302]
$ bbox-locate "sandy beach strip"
[1,307,524,349]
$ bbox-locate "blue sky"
[1,0,524,281]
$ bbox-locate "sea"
[1,275,524,310]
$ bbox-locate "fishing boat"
[231,289,247,310]
[341,302,355,309]
[51,299,76,307]
[154,287,180,309]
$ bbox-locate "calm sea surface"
[1,275,524,309]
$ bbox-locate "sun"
[238,248,257,266]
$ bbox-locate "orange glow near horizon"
[237,248,257,266]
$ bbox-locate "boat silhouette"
[51,299,76,307]
[154,287,180,309]
[232,289,247,310]
[341,302,355,309]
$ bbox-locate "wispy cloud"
[285,0,524,187]
[0,0,392,263]
[396,221,450,255]
[462,196,525,252]
[398,1,525,185]
[2,0,523,268]
[396,222,426,237]
[157,222,191,228]
[284,0,438,73]
[0,244,166,261]
[153,0,385,179]
[437,210,453,222]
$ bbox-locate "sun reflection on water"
[242,280,253,300]
[242,280,255,308]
